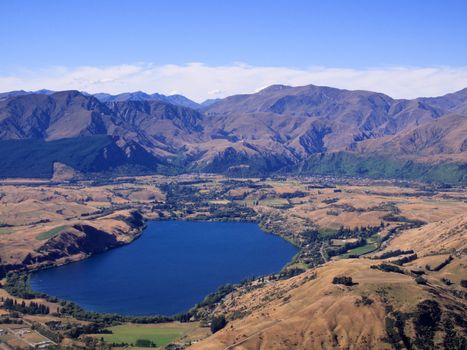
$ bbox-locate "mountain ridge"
[0,84,466,183]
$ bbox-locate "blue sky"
[1,0,466,100]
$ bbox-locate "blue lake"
[31,221,297,316]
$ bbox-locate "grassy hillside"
[191,214,467,350]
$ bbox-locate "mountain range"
[0,89,202,109]
[0,84,466,183]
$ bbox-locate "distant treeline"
[1,135,465,186]
[372,249,415,259]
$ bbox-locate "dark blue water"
[31,221,297,316]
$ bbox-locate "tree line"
[2,297,50,315]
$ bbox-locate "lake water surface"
[31,221,297,315]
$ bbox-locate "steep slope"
[353,114,467,157]
[107,99,205,157]
[0,91,112,140]
[419,87,467,116]
[202,84,447,156]
[190,215,467,350]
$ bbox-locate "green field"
[259,198,290,207]
[36,226,67,240]
[0,228,12,235]
[318,227,339,236]
[342,243,378,257]
[97,324,186,347]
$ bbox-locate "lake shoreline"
[5,210,303,278]
[27,220,298,317]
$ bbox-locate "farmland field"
[99,324,183,346]
[36,225,68,240]
[93,322,209,349]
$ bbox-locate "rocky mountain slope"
[201,84,463,157]
[0,85,466,182]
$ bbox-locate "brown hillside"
[353,114,467,158]
[191,213,466,350]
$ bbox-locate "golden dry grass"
[190,259,429,350]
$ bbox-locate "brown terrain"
[0,174,465,349]
[189,185,467,349]
[0,179,164,274]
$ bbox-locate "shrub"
[332,276,354,286]
[355,295,374,306]
[372,249,414,260]
[415,276,427,285]
[443,318,466,350]
[393,254,417,266]
[211,315,227,333]
[277,267,306,280]
[432,255,453,271]
[135,339,156,347]
[413,300,441,349]
[371,263,404,274]
[384,311,411,349]
[197,284,235,308]
[441,278,453,286]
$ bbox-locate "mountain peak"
[258,84,291,93]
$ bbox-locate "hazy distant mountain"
[93,91,200,109]
[0,85,465,182]
[0,90,32,100]
[0,89,57,101]
[200,98,222,108]
[0,91,112,140]
[0,90,204,150]
[34,89,56,95]
[163,94,200,109]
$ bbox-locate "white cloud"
[0,63,466,102]
[208,89,223,96]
